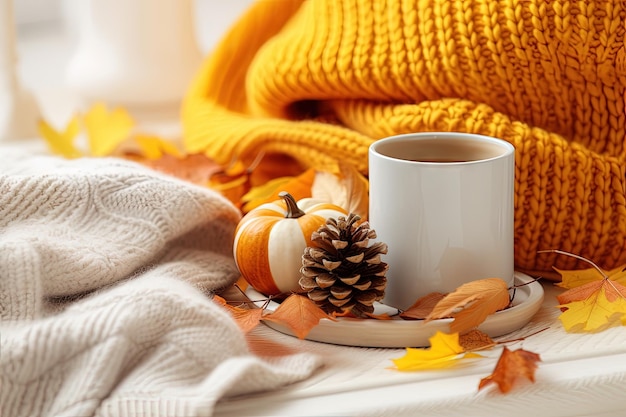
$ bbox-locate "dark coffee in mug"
[376,136,503,163]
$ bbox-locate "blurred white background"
[14,0,254,51]
[11,0,255,127]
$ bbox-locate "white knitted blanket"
[0,148,321,417]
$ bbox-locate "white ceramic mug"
[368,132,515,310]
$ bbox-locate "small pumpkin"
[233,191,348,295]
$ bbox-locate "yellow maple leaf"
[134,134,184,160]
[83,102,135,156]
[538,250,626,333]
[555,265,626,289]
[38,116,82,158]
[392,331,482,371]
[558,286,626,332]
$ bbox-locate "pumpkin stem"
[279,191,305,219]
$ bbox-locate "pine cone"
[299,213,388,317]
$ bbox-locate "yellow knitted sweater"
[182,0,626,278]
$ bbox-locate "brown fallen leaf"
[426,278,510,334]
[479,347,541,393]
[400,292,446,320]
[263,294,336,339]
[459,329,496,351]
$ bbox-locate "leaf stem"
[605,278,626,300]
[537,249,608,279]
[497,327,549,345]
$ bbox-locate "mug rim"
[369,132,515,166]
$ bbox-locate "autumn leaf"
[208,154,266,206]
[241,168,316,213]
[543,250,626,333]
[459,329,496,351]
[225,305,264,333]
[557,278,626,305]
[212,295,228,306]
[213,295,263,333]
[478,347,541,393]
[311,163,369,219]
[426,278,510,334]
[262,294,335,339]
[555,265,626,289]
[38,116,82,158]
[133,134,184,160]
[558,285,626,332]
[83,102,135,156]
[392,331,482,371]
[400,292,446,320]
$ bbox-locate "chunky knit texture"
[183,0,626,277]
[0,148,321,417]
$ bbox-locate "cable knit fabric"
[182,0,626,277]
[0,148,321,417]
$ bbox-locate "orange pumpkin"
[233,191,348,295]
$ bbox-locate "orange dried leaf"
[220,303,263,334]
[241,168,315,213]
[263,294,334,339]
[557,279,626,305]
[478,347,541,393]
[228,306,264,334]
[212,295,227,306]
[213,294,263,333]
[426,278,510,334]
[400,292,446,320]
